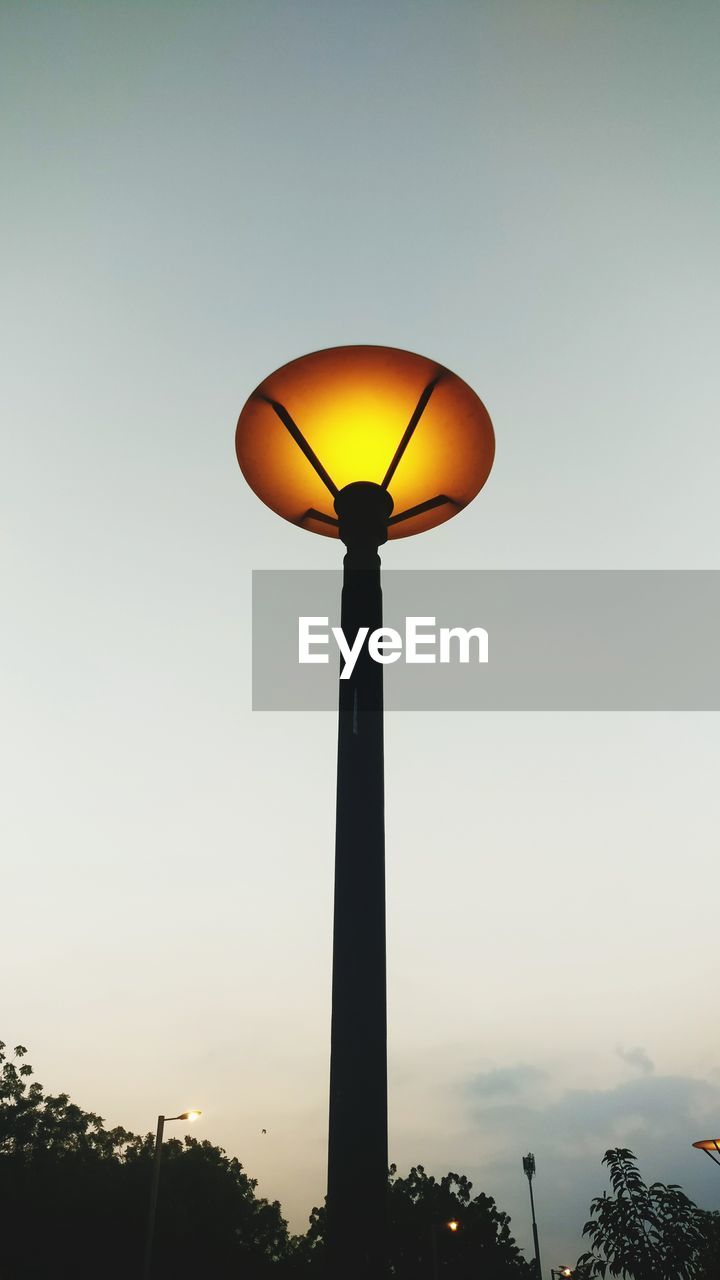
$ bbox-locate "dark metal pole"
[528,1177,542,1280]
[431,1223,439,1280]
[143,1114,165,1280]
[326,482,393,1279]
[523,1153,542,1280]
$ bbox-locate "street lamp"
[522,1153,543,1280]
[551,1268,574,1278]
[236,344,494,1277]
[143,1109,202,1280]
[430,1218,460,1279]
[692,1138,720,1168]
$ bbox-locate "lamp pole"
[143,1110,201,1280]
[431,1222,439,1280]
[430,1219,460,1280]
[327,482,393,1277]
[523,1153,543,1280]
[235,344,495,1280]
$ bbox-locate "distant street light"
[692,1138,720,1168]
[523,1153,543,1280]
[143,1109,202,1279]
[431,1218,460,1279]
[551,1268,574,1278]
[236,345,494,1276]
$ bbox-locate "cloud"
[465,1064,547,1101]
[617,1044,654,1076]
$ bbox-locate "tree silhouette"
[287,1162,532,1277]
[696,1212,720,1279]
[576,1148,713,1280]
[0,1041,288,1278]
[387,1163,532,1278]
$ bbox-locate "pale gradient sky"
[2,0,720,1265]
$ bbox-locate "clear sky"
[2,0,719,1264]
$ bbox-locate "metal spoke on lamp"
[257,394,339,497]
[235,344,495,1278]
[143,1109,202,1280]
[693,1138,720,1168]
[388,493,462,526]
[380,367,446,490]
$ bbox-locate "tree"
[140,1132,288,1277]
[387,1163,533,1278]
[696,1212,720,1280]
[286,1163,532,1277]
[576,1148,711,1280]
[0,1041,288,1279]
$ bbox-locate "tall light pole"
[692,1138,720,1168]
[236,345,495,1277]
[143,1109,201,1280]
[523,1152,543,1280]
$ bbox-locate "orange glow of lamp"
[236,344,494,541]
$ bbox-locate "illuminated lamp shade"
[235,345,495,539]
[693,1139,720,1151]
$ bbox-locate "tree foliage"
[287,1163,532,1277]
[386,1163,532,1278]
[696,1212,720,1280]
[0,1041,288,1278]
[576,1148,716,1280]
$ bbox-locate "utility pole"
[523,1153,543,1280]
